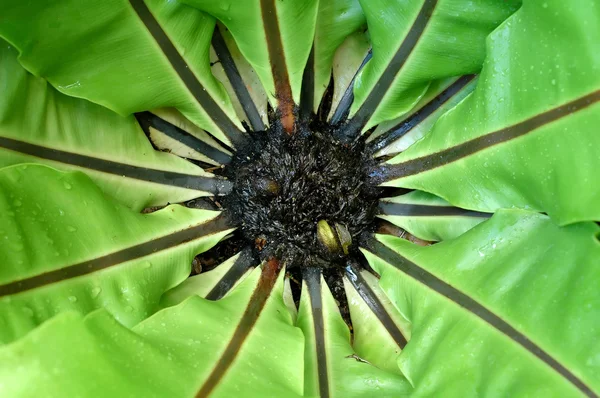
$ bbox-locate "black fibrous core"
[224,121,381,269]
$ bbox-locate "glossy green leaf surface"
[0,0,597,396]
[297,269,411,397]
[347,0,519,133]
[382,0,600,225]
[137,108,233,167]
[379,190,490,241]
[0,164,232,344]
[210,25,269,129]
[363,210,600,396]
[368,76,477,158]
[0,41,226,211]
[182,0,318,119]
[327,31,371,122]
[0,0,243,146]
[160,249,256,308]
[311,0,366,113]
[0,266,303,397]
[343,269,411,374]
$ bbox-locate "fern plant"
[0,0,599,397]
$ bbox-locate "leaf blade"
[0,164,233,344]
[378,190,491,241]
[297,267,412,397]
[378,0,600,225]
[340,0,519,139]
[0,42,224,210]
[0,0,244,146]
[182,0,319,132]
[363,210,600,396]
[308,0,366,115]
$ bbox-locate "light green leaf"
[297,268,412,397]
[0,264,304,397]
[210,24,269,131]
[0,0,244,146]
[343,265,411,375]
[0,41,227,211]
[136,108,234,166]
[0,164,232,344]
[379,0,600,225]
[367,75,477,158]
[182,0,318,132]
[309,0,366,114]
[341,0,520,138]
[160,247,256,308]
[363,209,600,397]
[378,190,491,241]
[328,31,371,122]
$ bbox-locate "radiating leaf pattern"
[182,0,318,133]
[339,0,520,139]
[210,25,268,132]
[367,75,477,158]
[328,31,371,123]
[136,110,233,166]
[343,263,411,374]
[297,268,412,397]
[1,0,599,396]
[379,190,491,241]
[0,42,229,211]
[302,0,366,117]
[0,264,304,397]
[363,210,600,397]
[160,248,256,308]
[0,164,233,344]
[377,0,600,225]
[0,0,245,146]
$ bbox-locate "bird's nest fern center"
[0,0,599,397]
